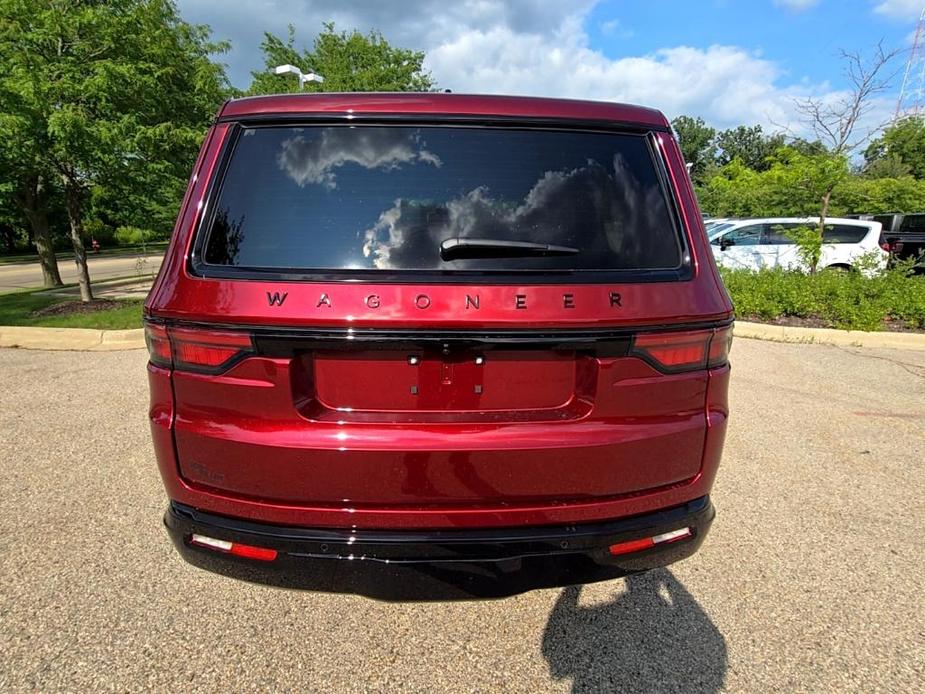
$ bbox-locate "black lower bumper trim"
[165,497,714,600]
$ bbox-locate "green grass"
[0,292,144,329]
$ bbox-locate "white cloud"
[773,0,820,11]
[362,154,675,270]
[276,128,440,188]
[599,18,634,39]
[425,19,826,132]
[178,0,863,136]
[873,0,924,21]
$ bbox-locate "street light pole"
[273,64,325,89]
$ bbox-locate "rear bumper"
[165,496,715,600]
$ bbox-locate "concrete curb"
[0,325,145,351]
[0,321,922,352]
[734,320,925,351]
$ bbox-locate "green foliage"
[696,159,772,216]
[720,265,925,331]
[697,148,850,219]
[670,116,716,183]
[782,225,824,271]
[0,0,230,183]
[863,152,911,179]
[249,23,434,95]
[0,0,231,286]
[765,148,851,211]
[82,218,116,246]
[114,226,157,246]
[837,175,925,214]
[715,125,785,171]
[700,151,925,220]
[864,116,925,180]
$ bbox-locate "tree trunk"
[813,190,832,274]
[63,181,93,302]
[20,176,63,287]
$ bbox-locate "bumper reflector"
[608,527,692,556]
[190,533,278,562]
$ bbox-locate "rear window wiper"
[440,238,579,261]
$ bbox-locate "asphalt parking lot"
[1,338,923,692]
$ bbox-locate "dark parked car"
[144,93,733,599]
[847,213,925,269]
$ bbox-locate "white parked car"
[707,217,889,273]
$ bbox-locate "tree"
[0,0,230,300]
[0,97,64,285]
[792,42,900,271]
[714,125,785,171]
[864,116,925,180]
[696,160,774,218]
[794,43,900,156]
[670,116,716,183]
[863,152,912,179]
[837,175,925,214]
[766,148,851,270]
[249,23,435,95]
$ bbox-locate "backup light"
[608,527,692,556]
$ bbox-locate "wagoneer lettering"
[145,93,732,600]
[266,291,287,306]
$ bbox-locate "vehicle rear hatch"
[147,117,731,517]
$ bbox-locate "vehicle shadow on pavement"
[541,569,727,693]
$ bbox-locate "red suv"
[145,93,732,599]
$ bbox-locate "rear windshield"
[900,214,925,233]
[200,125,683,274]
[873,215,898,232]
[823,224,868,243]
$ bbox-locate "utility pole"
[895,6,925,120]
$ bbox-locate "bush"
[114,226,156,246]
[82,218,116,247]
[719,264,925,331]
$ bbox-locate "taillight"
[144,323,253,373]
[608,527,692,556]
[707,326,733,368]
[144,324,171,365]
[190,534,278,562]
[879,236,892,252]
[631,326,732,373]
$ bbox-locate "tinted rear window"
[201,125,682,274]
[823,224,868,244]
[873,215,898,231]
[900,214,925,233]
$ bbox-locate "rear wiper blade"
[440,237,579,261]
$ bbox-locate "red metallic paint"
[219,92,670,128]
[145,93,732,530]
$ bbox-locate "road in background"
[0,254,162,294]
[0,339,922,691]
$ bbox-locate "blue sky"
[586,0,917,86]
[177,0,924,135]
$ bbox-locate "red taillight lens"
[708,326,733,368]
[631,327,732,373]
[608,527,693,556]
[190,534,278,562]
[144,324,171,367]
[169,327,253,370]
[144,323,253,373]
